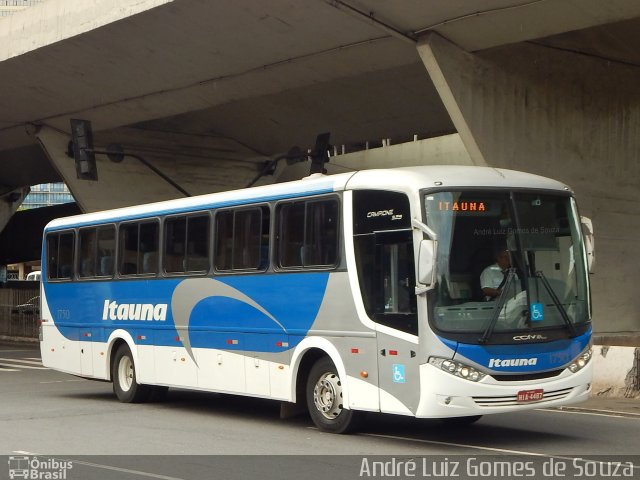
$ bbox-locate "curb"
[592,345,640,398]
[0,335,39,345]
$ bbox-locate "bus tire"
[112,344,151,403]
[439,415,482,426]
[306,357,360,434]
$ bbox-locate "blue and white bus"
[40,166,593,433]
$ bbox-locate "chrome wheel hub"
[118,356,134,392]
[313,372,343,419]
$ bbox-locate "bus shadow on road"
[61,386,579,449]
[356,410,580,450]
[63,386,310,426]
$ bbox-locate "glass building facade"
[21,183,75,210]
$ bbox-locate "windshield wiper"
[535,271,577,337]
[479,268,517,344]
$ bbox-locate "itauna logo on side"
[488,357,538,368]
[102,300,168,321]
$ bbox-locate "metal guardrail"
[0,285,39,338]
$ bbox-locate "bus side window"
[118,223,138,275]
[139,222,159,275]
[215,206,268,272]
[97,226,116,276]
[79,228,97,277]
[78,226,115,279]
[118,221,159,276]
[165,214,210,274]
[306,200,338,266]
[46,234,60,279]
[354,230,417,334]
[215,211,234,270]
[278,202,305,268]
[46,231,75,281]
[233,209,261,270]
[164,216,187,273]
[277,198,338,269]
[186,214,210,272]
[58,233,75,279]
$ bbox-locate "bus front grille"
[472,387,573,407]
[490,369,564,382]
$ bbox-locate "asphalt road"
[1,344,638,480]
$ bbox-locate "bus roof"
[45,166,570,231]
[345,166,571,195]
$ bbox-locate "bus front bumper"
[415,362,592,418]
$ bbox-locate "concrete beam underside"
[34,127,269,212]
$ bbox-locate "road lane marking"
[0,357,44,365]
[361,432,551,456]
[553,406,640,416]
[13,451,187,480]
[39,379,85,384]
[538,407,640,419]
[0,362,48,370]
[51,459,188,480]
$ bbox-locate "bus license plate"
[517,389,544,403]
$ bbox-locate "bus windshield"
[424,190,589,336]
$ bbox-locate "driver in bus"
[480,248,513,301]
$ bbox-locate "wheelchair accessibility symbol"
[530,303,544,321]
[393,364,406,383]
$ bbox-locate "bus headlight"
[568,344,592,373]
[429,357,486,382]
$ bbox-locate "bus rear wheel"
[112,344,151,403]
[306,357,360,434]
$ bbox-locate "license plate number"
[517,389,544,402]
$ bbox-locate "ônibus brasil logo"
[8,456,72,480]
[102,299,168,321]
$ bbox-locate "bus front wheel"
[306,357,360,434]
[112,344,151,403]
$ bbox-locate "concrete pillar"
[276,133,474,183]
[17,262,25,280]
[0,187,29,233]
[416,37,487,167]
[416,33,640,337]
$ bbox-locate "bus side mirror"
[581,216,595,273]
[418,239,436,286]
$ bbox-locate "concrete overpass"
[1,0,640,369]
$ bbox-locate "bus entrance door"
[373,233,420,415]
[376,331,420,415]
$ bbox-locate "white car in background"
[25,271,41,281]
